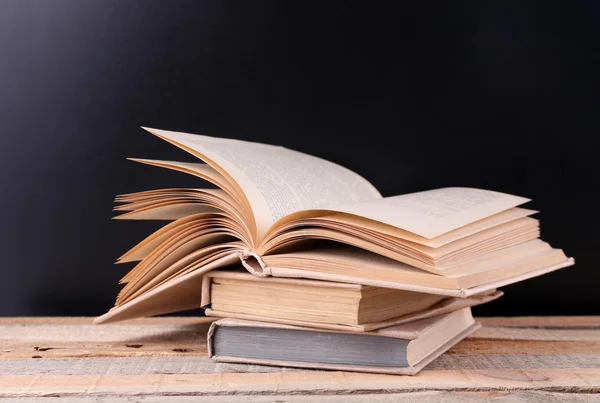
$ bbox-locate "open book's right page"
[326,188,530,239]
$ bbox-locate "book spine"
[240,250,271,278]
[206,321,218,358]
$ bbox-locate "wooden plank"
[1,369,599,397]
[0,356,298,376]
[3,338,599,358]
[471,326,600,341]
[0,320,214,358]
[0,317,208,325]
[3,391,600,402]
[0,318,596,343]
[0,353,598,376]
[0,318,216,343]
[478,316,600,327]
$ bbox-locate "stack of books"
[96,128,574,374]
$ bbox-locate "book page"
[127,158,243,201]
[94,253,240,324]
[326,188,529,239]
[144,128,382,240]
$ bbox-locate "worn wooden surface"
[0,316,598,402]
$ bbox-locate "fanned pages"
[95,128,574,323]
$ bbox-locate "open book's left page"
[144,128,381,240]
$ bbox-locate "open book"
[95,128,574,323]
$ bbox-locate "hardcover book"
[202,270,501,331]
[207,308,479,375]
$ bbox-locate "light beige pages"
[143,128,382,241]
[270,187,529,241]
[262,241,573,296]
[95,128,574,323]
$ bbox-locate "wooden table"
[0,317,598,402]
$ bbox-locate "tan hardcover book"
[95,128,573,324]
[207,308,479,375]
[202,270,502,331]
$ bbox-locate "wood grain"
[1,369,599,396]
[3,392,600,403]
[0,316,598,400]
[478,316,600,327]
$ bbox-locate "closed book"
[207,308,479,375]
[203,270,501,331]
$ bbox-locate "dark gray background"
[0,0,598,316]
